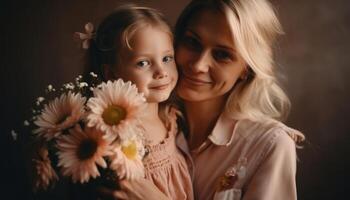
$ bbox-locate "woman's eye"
[163,55,174,63]
[182,35,201,51]
[136,60,150,68]
[213,50,234,62]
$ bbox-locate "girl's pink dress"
[142,107,193,200]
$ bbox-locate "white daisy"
[56,124,112,183]
[33,92,86,140]
[86,79,146,142]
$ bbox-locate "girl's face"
[115,26,178,103]
[175,9,247,103]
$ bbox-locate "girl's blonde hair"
[175,0,290,122]
[84,4,172,81]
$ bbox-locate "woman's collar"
[208,111,240,146]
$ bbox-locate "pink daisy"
[33,92,86,140]
[32,147,58,192]
[56,124,112,183]
[86,79,146,142]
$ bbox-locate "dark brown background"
[1,0,349,199]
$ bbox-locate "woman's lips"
[183,75,211,86]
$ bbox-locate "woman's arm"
[242,132,298,200]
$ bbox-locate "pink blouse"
[176,111,304,200]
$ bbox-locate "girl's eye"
[163,55,174,63]
[182,35,201,51]
[136,60,150,68]
[213,50,234,62]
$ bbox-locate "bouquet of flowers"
[22,73,148,192]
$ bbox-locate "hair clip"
[74,22,95,49]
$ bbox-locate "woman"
[102,0,305,199]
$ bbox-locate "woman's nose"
[189,51,210,73]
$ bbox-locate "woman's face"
[175,9,247,103]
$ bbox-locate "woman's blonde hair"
[175,0,290,122]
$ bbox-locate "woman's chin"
[177,88,206,102]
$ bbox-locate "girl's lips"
[149,82,171,90]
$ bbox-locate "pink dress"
[142,107,194,200]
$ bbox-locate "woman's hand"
[98,178,169,200]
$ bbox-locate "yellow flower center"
[102,105,126,126]
[121,141,138,160]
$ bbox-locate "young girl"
[79,4,193,200]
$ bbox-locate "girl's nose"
[153,63,168,79]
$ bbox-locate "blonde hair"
[175,0,290,122]
[84,4,172,81]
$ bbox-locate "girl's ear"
[102,64,115,80]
